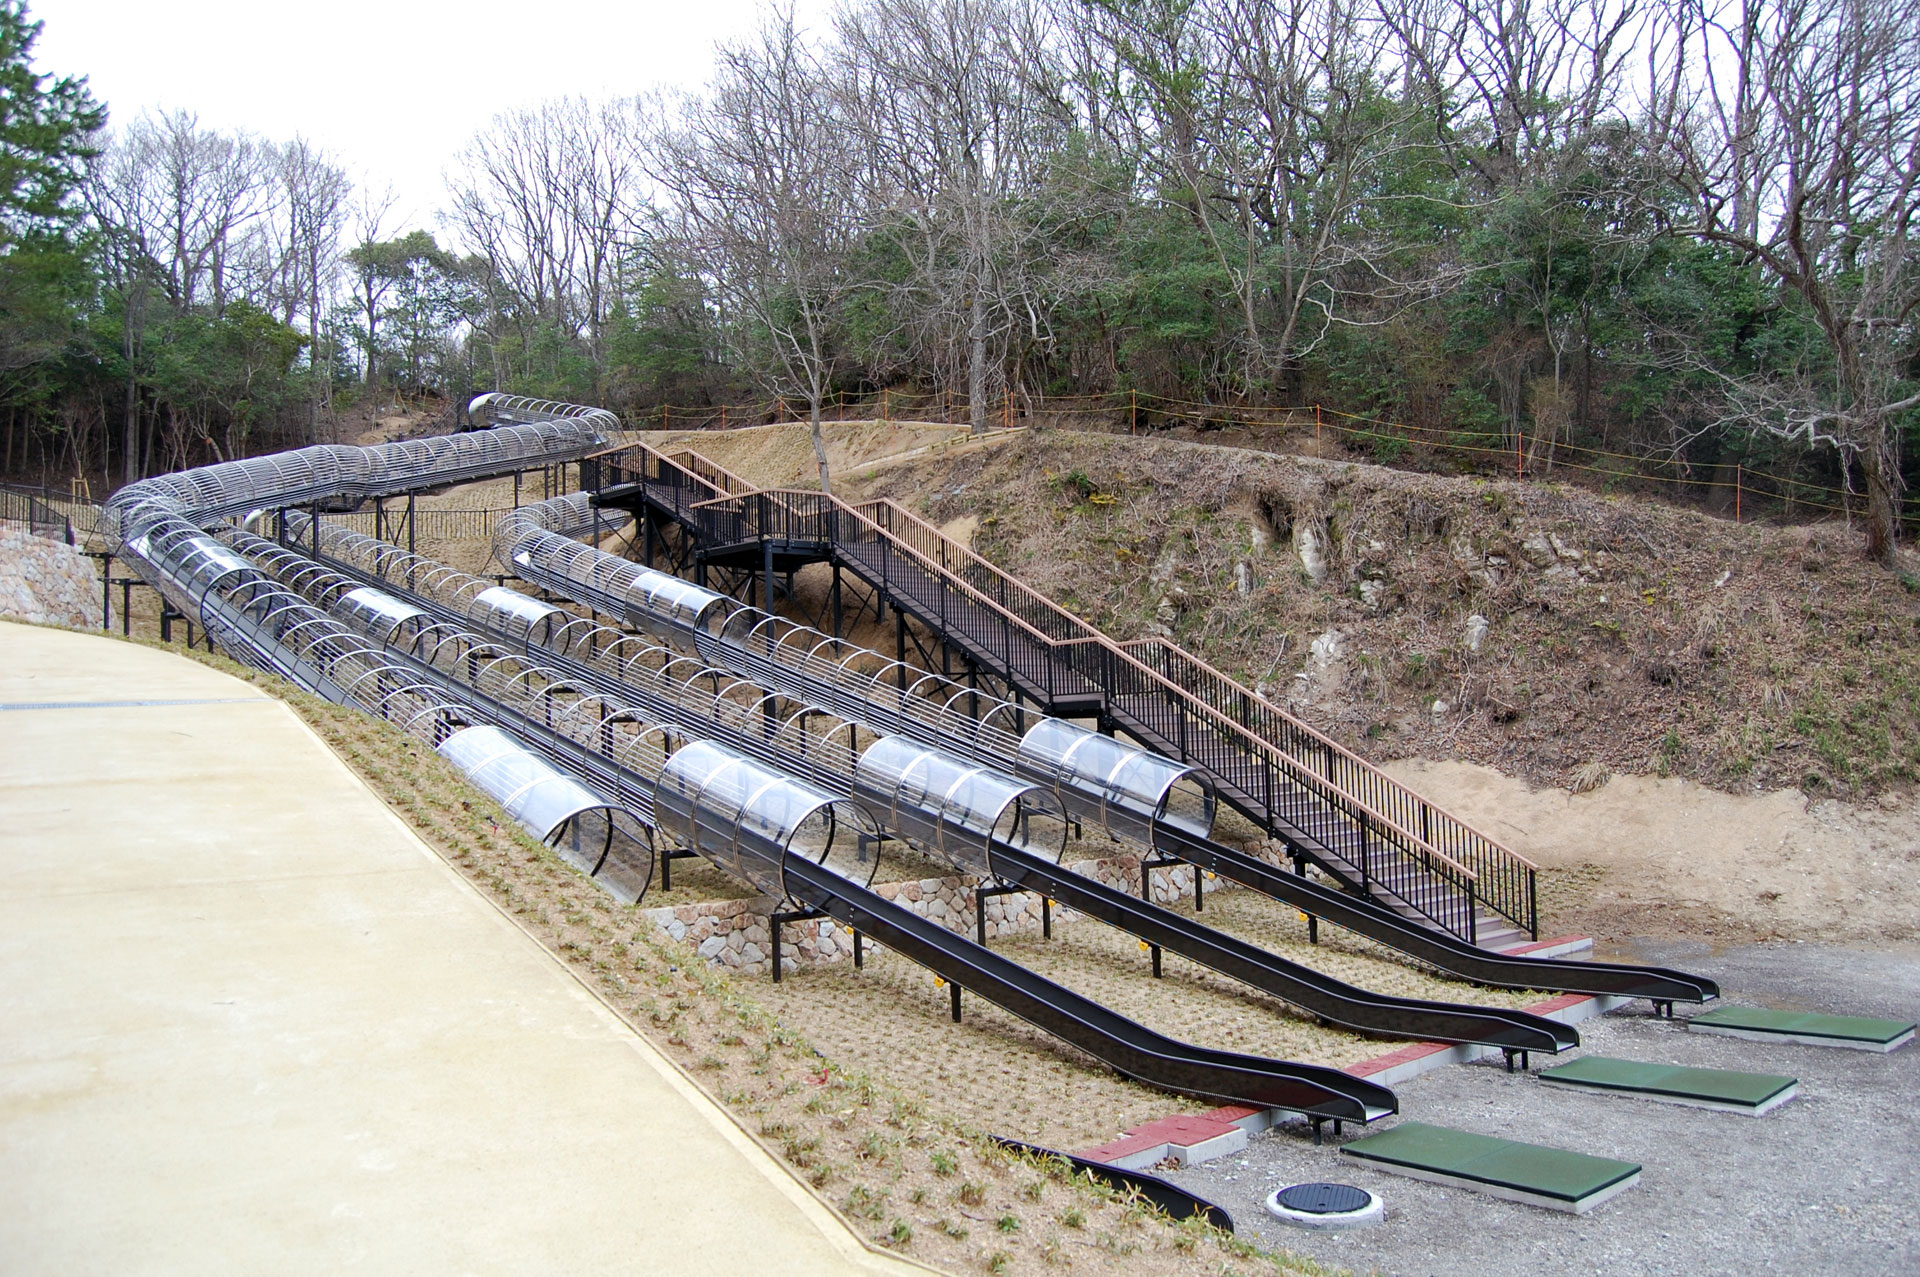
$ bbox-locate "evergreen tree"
[0,0,104,386]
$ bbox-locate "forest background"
[1,0,1915,559]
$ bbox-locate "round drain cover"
[1275,1182,1371,1214]
[1264,1182,1382,1230]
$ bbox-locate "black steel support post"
[950,982,962,1022]
[831,562,843,637]
[896,610,908,689]
[1139,855,1182,900]
[973,882,1030,947]
[83,551,112,630]
[659,847,700,893]
[407,491,416,554]
[1287,851,1321,943]
[762,538,774,614]
[1138,855,1185,977]
[770,905,829,984]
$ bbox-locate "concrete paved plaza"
[0,621,923,1274]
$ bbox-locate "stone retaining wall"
[642,846,1286,975]
[0,526,102,629]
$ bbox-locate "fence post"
[721,405,727,431]
[882,387,889,425]
[663,403,669,430]
[1005,389,1012,430]
[1735,464,1742,523]
[1516,431,1524,480]
[777,395,785,421]
[1130,389,1137,435]
[1315,404,1322,449]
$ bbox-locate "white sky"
[31,0,830,231]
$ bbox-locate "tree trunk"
[968,288,989,436]
[122,351,140,487]
[1862,430,1898,566]
[308,248,323,444]
[808,392,833,496]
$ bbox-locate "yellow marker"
[1298,912,1310,923]
[1139,941,1150,952]
[935,976,947,988]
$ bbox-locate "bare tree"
[342,184,397,387]
[1646,0,1920,563]
[654,6,870,489]
[1375,0,1644,189]
[445,96,650,397]
[95,112,277,313]
[240,138,352,439]
[839,0,1071,432]
[1083,0,1457,392]
[86,112,279,480]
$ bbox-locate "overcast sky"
[31,0,830,229]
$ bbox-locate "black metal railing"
[0,484,77,544]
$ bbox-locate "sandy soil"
[641,420,971,490]
[1390,758,1920,945]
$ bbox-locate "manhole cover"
[1265,1182,1382,1229]
[1275,1182,1371,1214]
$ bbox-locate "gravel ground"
[1164,940,1920,1277]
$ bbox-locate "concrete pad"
[1537,1055,1798,1115]
[1340,1121,1642,1215]
[0,623,925,1275]
[1687,1005,1916,1052]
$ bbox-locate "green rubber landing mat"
[1341,1121,1640,1212]
[1688,1006,1916,1049]
[1538,1055,1797,1112]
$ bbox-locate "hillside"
[848,427,1920,802]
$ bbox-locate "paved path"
[0,621,927,1274]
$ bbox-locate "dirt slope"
[851,428,1920,803]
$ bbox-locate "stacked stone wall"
[0,527,102,629]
